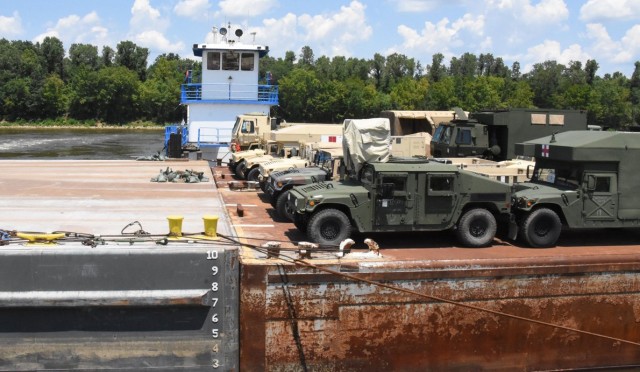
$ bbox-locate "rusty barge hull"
[240,255,640,370]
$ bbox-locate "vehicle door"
[373,173,416,227]
[416,173,458,227]
[583,173,617,222]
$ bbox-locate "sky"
[1,0,640,76]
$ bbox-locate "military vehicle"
[256,157,310,187]
[512,130,640,247]
[380,110,457,136]
[265,147,343,220]
[228,114,342,178]
[431,108,588,161]
[286,118,513,247]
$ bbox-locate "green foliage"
[0,38,638,128]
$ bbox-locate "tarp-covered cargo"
[342,118,390,176]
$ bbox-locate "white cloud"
[522,40,591,72]
[580,0,640,21]
[128,0,186,56]
[217,0,277,18]
[0,11,23,38]
[174,0,211,19]
[33,12,109,47]
[251,1,372,58]
[489,0,569,24]
[133,30,185,54]
[585,23,640,65]
[390,0,439,12]
[390,14,485,57]
[130,0,167,33]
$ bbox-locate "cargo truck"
[286,118,513,247]
[431,108,587,161]
[512,131,640,247]
[228,113,342,178]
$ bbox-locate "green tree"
[299,46,314,67]
[139,58,183,123]
[425,76,459,110]
[115,41,149,81]
[68,43,99,72]
[389,76,428,110]
[427,53,447,82]
[278,68,321,121]
[95,66,140,123]
[525,60,565,108]
[40,74,68,118]
[39,36,65,77]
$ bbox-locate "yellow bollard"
[167,215,184,237]
[203,215,219,238]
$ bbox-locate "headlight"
[518,197,538,208]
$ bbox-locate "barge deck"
[0,160,639,370]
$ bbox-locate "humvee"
[286,159,513,247]
[512,131,640,247]
[265,147,343,220]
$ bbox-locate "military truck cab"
[431,108,588,161]
[513,131,640,247]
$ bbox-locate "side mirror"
[380,183,395,199]
[586,175,596,191]
[526,165,533,179]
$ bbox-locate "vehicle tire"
[520,208,562,248]
[276,190,294,221]
[293,213,309,233]
[455,208,497,247]
[307,208,351,247]
[234,161,246,178]
[246,167,261,183]
[259,180,267,192]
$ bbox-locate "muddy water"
[0,128,165,159]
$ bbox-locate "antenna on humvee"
[550,131,558,143]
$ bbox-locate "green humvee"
[513,131,640,247]
[286,159,513,247]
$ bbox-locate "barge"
[2,159,640,369]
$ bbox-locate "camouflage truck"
[286,118,513,247]
[265,147,343,220]
[431,108,587,161]
[512,131,640,247]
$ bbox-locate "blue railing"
[181,83,278,105]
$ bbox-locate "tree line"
[2,36,640,129]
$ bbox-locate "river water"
[0,128,166,159]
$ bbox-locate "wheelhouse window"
[207,52,220,70]
[241,53,254,71]
[222,51,239,70]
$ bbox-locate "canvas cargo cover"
[342,118,390,175]
[380,110,457,136]
[269,124,342,143]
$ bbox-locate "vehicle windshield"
[231,117,241,135]
[433,126,445,142]
[530,163,582,190]
[433,125,453,145]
